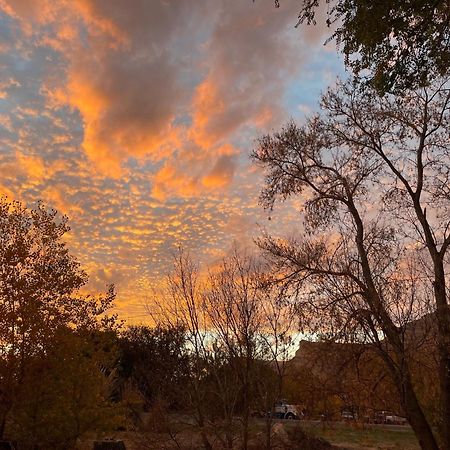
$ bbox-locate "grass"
[293,421,420,450]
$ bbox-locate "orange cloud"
[0,78,20,99]
[0,0,126,43]
[190,78,226,149]
[16,153,46,181]
[152,163,198,201]
[0,184,15,199]
[201,152,236,189]
[71,0,127,46]
[0,0,330,324]
[1,0,299,182]
[52,56,183,177]
[2,0,183,177]
[42,185,84,216]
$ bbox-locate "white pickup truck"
[385,414,408,425]
[372,411,408,425]
[273,400,302,420]
[251,399,303,420]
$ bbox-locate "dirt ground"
[78,419,419,450]
[79,422,339,450]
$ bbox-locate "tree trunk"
[225,427,233,450]
[0,413,5,438]
[264,414,273,450]
[402,375,440,450]
[242,352,252,450]
[379,321,440,450]
[433,263,450,450]
[193,381,213,450]
[437,344,450,449]
[242,390,249,450]
[351,200,440,450]
[197,413,213,450]
[412,194,450,448]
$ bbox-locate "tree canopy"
[289,0,450,93]
[0,198,118,444]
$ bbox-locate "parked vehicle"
[385,414,408,425]
[372,410,407,425]
[251,400,303,420]
[341,409,358,421]
[372,410,389,424]
[272,399,302,420]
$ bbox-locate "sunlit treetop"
[286,0,450,93]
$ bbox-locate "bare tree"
[204,250,263,450]
[151,247,300,449]
[252,77,450,450]
[203,249,297,450]
[150,248,213,450]
[256,282,297,450]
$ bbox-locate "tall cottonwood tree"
[252,78,450,450]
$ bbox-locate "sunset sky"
[0,0,344,321]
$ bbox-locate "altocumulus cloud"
[0,0,341,320]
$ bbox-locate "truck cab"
[273,399,302,420]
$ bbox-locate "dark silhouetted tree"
[10,328,118,449]
[118,324,190,409]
